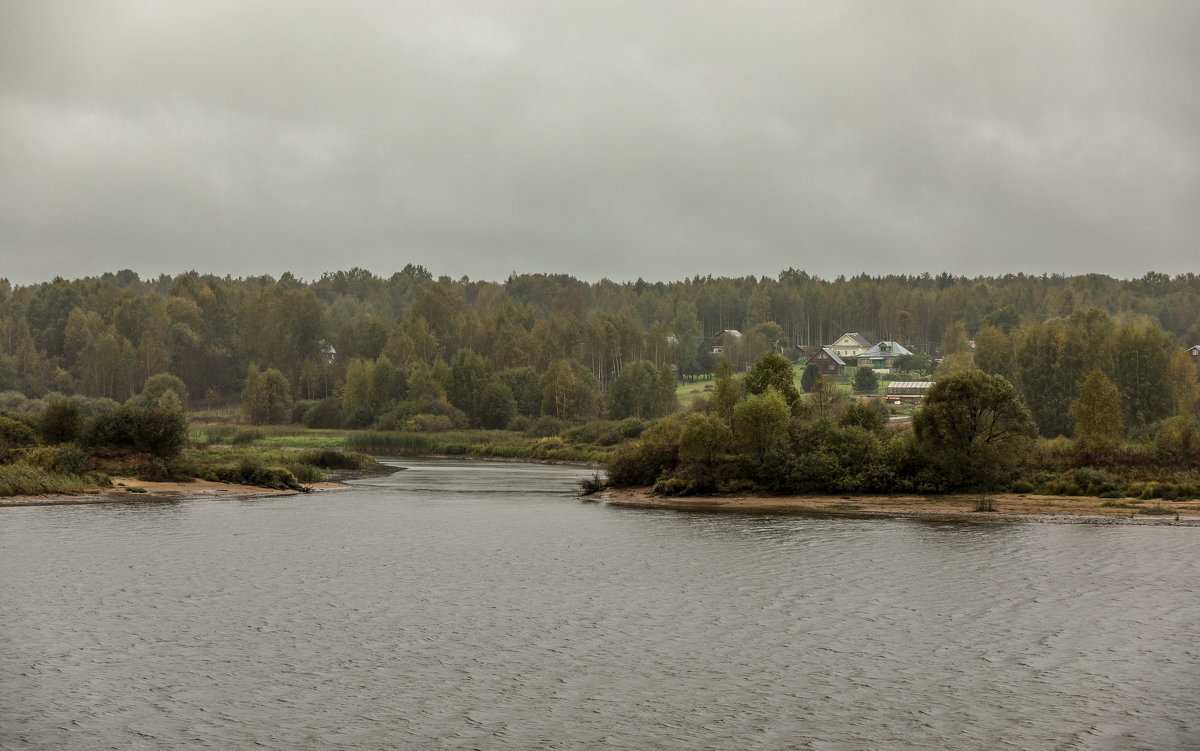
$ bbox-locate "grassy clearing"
[676,379,716,409]
[179,445,382,486]
[191,421,611,468]
[345,430,610,463]
[258,432,348,448]
[191,423,351,448]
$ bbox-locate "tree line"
[0,267,1197,433]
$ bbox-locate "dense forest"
[0,267,1198,442]
[1,266,1199,500]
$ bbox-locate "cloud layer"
[2,1,1197,284]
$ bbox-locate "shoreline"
[596,487,1200,526]
[0,476,348,508]
[377,453,604,468]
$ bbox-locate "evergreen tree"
[800,363,821,393]
[852,366,878,394]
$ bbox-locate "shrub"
[284,462,323,483]
[22,445,92,475]
[84,406,189,458]
[1009,478,1034,494]
[717,478,758,494]
[562,420,623,446]
[230,429,265,445]
[213,457,303,490]
[39,399,82,444]
[1159,483,1198,501]
[198,425,236,444]
[840,401,887,433]
[605,417,682,487]
[653,477,689,496]
[579,472,606,496]
[618,417,646,438]
[292,400,320,424]
[0,415,37,448]
[407,414,453,432]
[303,398,344,429]
[525,416,566,438]
[300,450,377,471]
[139,457,198,482]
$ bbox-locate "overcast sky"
[1,1,1197,286]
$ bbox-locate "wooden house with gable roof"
[829,332,873,360]
[805,347,846,376]
[857,341,914,372]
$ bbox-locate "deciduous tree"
[745,352,800,407]
[1071,370,1123,454]
[733,388,789,464]
[913,370,1036,490]
[242,364,293,424]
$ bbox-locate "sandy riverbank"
[597,486,1200,525]
[0,477,347,507]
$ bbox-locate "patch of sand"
[596,487,1200,525]
[0,477,347,507]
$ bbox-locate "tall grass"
[180,445,382,487]
[0,462,100,496]
[345,430,610,463]
[191,423,350,448]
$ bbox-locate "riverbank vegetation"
[0,386,382,495]
[1,267,1198,499]
[605,360,1200,503]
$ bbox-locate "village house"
[805,346,846,376]
[1188,344,1200,360]
[319,339,337,364]
[857,341,913,372]
[829,332,873,360]
[711,329,742,355]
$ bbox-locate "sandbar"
[597,487,1200,525]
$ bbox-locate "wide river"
[2,459,1198,750]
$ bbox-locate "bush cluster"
[84,406,189,458]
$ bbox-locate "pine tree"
[852,366,878,394]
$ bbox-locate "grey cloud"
[1,1,1196,284]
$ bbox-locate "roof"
[858,341,914,360]
[887,381,933,394]
[1189,345,1200,354]
[806,347,845,366]
[835,332,872,348]
[715,329,743,339]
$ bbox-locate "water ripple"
[2,459,1198,750]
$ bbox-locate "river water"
[2,459,1198,750]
